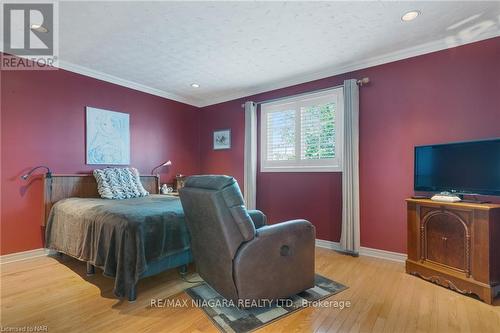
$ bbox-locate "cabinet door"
[421,208,471,274]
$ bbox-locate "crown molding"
[56,60,204,107]
[0,44,201,106]
[6,32,497,108]
[197,32,500,107]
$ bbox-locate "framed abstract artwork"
[213,129,231,150]
[86,106,130,165]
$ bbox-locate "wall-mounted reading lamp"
[20,166,52,180]
[151,160,172,175]
[151,160,172,193]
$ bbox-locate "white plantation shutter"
[261,88,343,172]
[265,107,296,161]
[300,102,336,160]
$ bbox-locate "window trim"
[260,87,344,173]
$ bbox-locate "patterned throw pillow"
[93,167,149,199]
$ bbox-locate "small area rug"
[185,274,348,333]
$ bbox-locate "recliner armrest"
[247,210,267,229]
[255,219,312,239]
[233,219,316,301]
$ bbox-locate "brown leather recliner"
[179,175,315,302]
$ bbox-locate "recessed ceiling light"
[401,10,420,22]
[30,24,48,33]
[191,83,200,88]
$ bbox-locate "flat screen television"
[414,138,500,196]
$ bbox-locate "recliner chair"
[179,175,315,302]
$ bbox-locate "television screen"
[414,138,500,195]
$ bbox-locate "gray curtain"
[340,79,360,254]
[244,101,257,209]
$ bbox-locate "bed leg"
[128,285,137,302]
[178,264,188,276]
[86,262,95,276]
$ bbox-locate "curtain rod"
[241,77,370,108]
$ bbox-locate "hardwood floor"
[1,248,499,332]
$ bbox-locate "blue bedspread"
[45,195,191,298]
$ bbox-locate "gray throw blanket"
[45,195,190,298]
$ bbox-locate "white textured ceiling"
[56,1,500,106]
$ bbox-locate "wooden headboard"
[42,174,159,226]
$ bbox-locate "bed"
[42,174,192,301]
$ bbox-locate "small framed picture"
[213,129,231,150]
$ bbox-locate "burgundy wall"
[200,76,347,242]
[1,64,200,255]
[2,37,498,256]
[199,37,500,253]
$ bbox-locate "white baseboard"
[2,240,407,265]
[315,239,341,251]
[359,246,407,263]
[0,248,56,265]
[315,239,407,263]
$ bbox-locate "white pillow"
[93,167,149,199]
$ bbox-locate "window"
[260,88,343,172]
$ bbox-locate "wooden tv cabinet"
[406,198,500,304]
